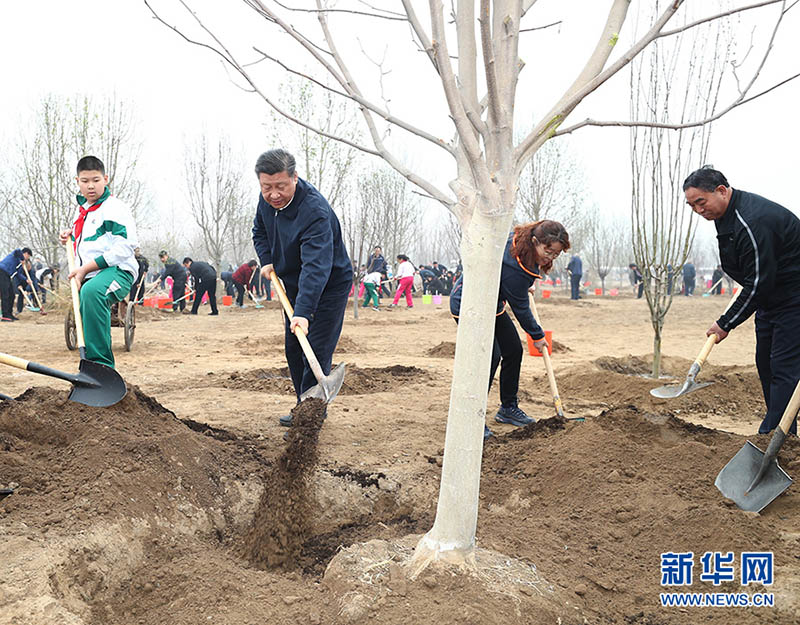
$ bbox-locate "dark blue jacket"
[252,177,352,319]
[567,255,582,276]
[367,253,387,275]
[715,189,800,331]
[450,233,544,340]
[682,263,696,280]
[0,250,24,276]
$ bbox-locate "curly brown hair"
[510,220,570,274]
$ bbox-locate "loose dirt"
[1,291,797,624]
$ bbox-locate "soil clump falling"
[242,397,326,569]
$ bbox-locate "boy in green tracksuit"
[59,156,138,369]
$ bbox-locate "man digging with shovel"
[684,166,800,437]
[252,149,352,431]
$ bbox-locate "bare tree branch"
[657,0,788,38]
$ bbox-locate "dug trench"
[1,382,799,624]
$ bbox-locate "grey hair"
[255,149,296,177]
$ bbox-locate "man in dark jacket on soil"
[159,251,188,312]
[183,258,219,315]
[252,149,352,427]
[684,166,800,435]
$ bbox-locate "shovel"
[0,392,12,400]
[529,293,582,421]
[714,379,798,512]
[16,285,40,312]
[270,270,345,403]
[22,263,46,315]
[0,488,12,501]
[650,289,739,399]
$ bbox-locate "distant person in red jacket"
[232,260,257,307]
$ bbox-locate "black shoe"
[1,317,12,322]
[495,403,535,427]
[484,425,493,441]
[209,311,219,316]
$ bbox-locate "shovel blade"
[299,363,346,404]
[715,441,793,512]
[650,379,713,399]
[68,359,127,407]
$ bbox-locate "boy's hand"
[59,229,72,245]
[290,316,309,336]
[533,337,548,352]
[68,267,87,290]
[261,264,274,280]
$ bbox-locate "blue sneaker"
[484,424,493,441]
[494,403,535,427]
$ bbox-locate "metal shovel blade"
[0,488,13,501]
[650,378,713,399]
[714,441,793,512]
[68,359,128,408]
[299,362,346,403]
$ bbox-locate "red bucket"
[526,330,553,357]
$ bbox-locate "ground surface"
[1,290,798,624]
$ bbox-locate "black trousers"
[191,279,218,314]
[234,282,245,306]
[0,269,14,318]
[172,280,187,311]
[285,287,349,400]
[130,275,146,303]
[755,301,800,435]
[455,311,522,407]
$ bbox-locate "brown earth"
[1,290,798,624]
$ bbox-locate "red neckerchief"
[73,188,110,252]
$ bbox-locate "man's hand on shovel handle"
[260,264,274,280]
[533,337,548,352]
[706,322,728,343]
[290,316,309,336]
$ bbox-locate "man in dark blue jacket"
[685,166,800,435]
[252,149,352,426]
[0,247,32,322]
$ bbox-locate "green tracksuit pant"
[80,267,133,368]
[362,283,379,308]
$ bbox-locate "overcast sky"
[1,1,798,252]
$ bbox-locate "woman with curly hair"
[450,220,570,440]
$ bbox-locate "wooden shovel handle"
[778,379,800,435]
[65,240,87,350]
[22,263,44,308]
[0,352,30,371]
[269,270,325,384]
[529,294,564,417]
[696,288,741,366]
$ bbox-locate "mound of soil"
[339,365,430,394]
[0,386,273,535]
[480,407,800,624]
[426,341,455,357]
[547,357,765,423]
[223,367,295,394]
[234,334,285,356]
[216,365,430,396]
[334,335,361,353]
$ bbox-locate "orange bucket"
[157,297,171,309]
[222,295,233,306]
[542,290,551,299]
[526,330,553,357]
